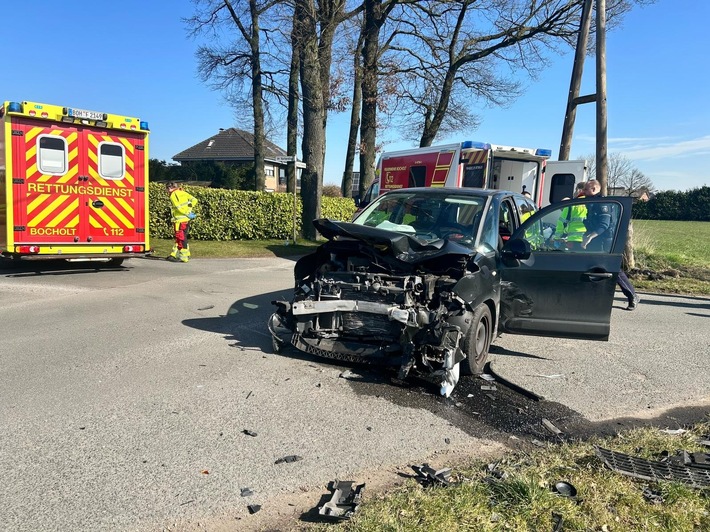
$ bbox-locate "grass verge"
[149,238,320,260]
[631,220,710,295]
[311,423,710,531]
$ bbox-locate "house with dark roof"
[172,128,303,191]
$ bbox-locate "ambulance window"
[99,143,125,179]
[38,136,67,175]
[409,166,426,187]
[549,173,576,204]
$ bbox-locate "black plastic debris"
[275,455,303,464]
[412,463,452,487]
[198,305,215,311]
[240,487,254,497]
[318,480,365,520]
[243,429,258,437]
[595,446,710,488]
[552,481,578,499]
[668,450,710,470]
[247,504,261,514]
[642,486,664,504]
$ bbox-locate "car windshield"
[352,190,487,248]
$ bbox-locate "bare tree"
[580,151,654,195]
[187,0,285,192]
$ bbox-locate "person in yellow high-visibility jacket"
[166,182,198,262]
[554,197,587,250]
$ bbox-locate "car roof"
[379,187,523,200]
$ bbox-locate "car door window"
[519,200,623,253]
[498,200,515,242]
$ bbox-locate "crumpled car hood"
[313,218,475,265]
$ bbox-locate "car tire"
[107,258,125,267]
[461,303,492,375]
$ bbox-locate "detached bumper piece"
[318,480,365,520]
[595,446,710,488]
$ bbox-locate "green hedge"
[149,183,357,240]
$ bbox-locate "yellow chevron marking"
[27,162,38,177]
[88,135,99,147]
[26,144,37,161]
[67,131,77,144]
[47,199,79,227]
[90,216,103,229]
[57,165,79,184]
[92,205,120,229]
[116,197,134,217]
[88,149,98,164]
[28,195,71,227]
[125,156,134,170]
[28,193,51,213]
[25,127,43,142]
[119,137,134,154]
[66,214,79,228]
[100,197,133,228]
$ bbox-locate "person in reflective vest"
[553,198,587,250]
[166,182,198,263]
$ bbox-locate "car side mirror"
[501,238,531,261]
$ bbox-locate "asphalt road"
[1,256,708,531]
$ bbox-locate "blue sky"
[2,0,707,192]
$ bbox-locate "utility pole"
[596,0,608,195]
[559,0,594,161]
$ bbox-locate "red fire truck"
[0,100,150,265]
[360,141,585,209]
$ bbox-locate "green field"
[631,220,710,295]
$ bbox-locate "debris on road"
[552,481,578,499]
[595,446,710,488]
[197,305,215,311]
[243,429,258,437]
[411,463,453,487]
[275,455,303,464]
[533,374,564,379]
[481,385,497,391]
[541,418,564,438]
[659,428,687,435]
[247,504,261,514]
[240,487,254,497]
[318,480,365,520]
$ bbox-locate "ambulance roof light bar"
[535,148,553,158]
[461,141,490,150]
[8,102,23,113]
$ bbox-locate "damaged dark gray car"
[270,188,632,396]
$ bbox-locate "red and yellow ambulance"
[0,100,150,265]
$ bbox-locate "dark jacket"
[583,192,613,252]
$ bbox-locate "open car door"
[498,196,633,340]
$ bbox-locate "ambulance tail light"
[535,148,552,158]
[8,101,22,113]
[123,245,144,253]
[17,245,40,254]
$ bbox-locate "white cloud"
[609,135,710,161]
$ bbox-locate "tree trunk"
[250,0,266,191]
[287,9,300,194]
[296,0,325,240]
[358,0,382,197]
[419,67,456,147]
[342,30,364,198]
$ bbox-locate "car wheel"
[107,258,124,267]
[461,303,492,375]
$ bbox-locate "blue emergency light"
[140,121,149,131]
[535,148,552,157]
[462,141,490,150]
[8,102,22,113]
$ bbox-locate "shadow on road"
[0,259,128,277]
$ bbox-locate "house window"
[265,167,275,177]
[98,143,125,180]
[37,135,67,175]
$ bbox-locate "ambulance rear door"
[83,126,147,246]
